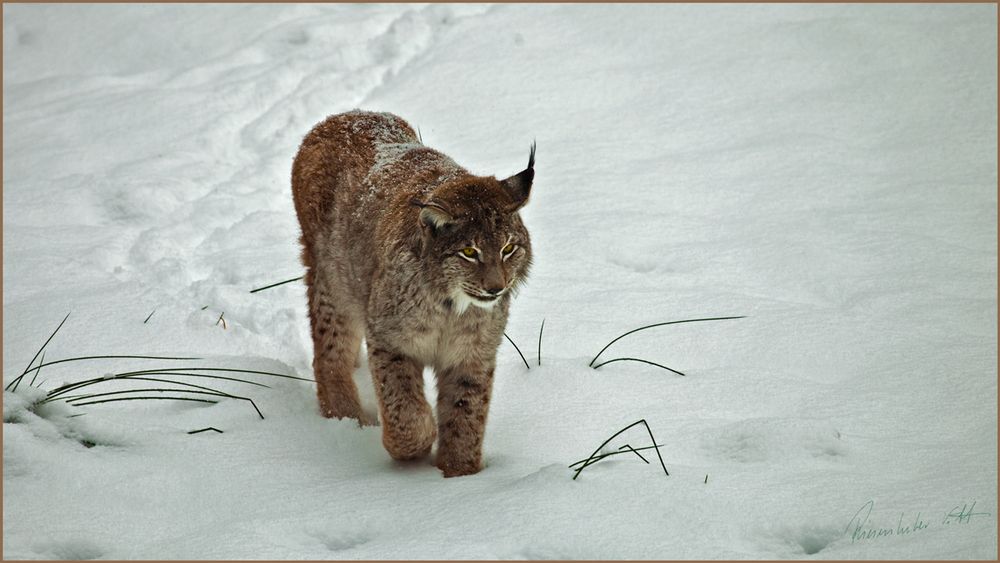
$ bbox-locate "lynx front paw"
[317,393,365,421]
[435,454,483,478]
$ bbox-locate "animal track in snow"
[307,528,373,552]
[101,4,496,331]
[756,523,841,558]
[700,417,847,464]
[32,538,105,560]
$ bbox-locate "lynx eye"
[502,243,516,255]
[460,247,478,258]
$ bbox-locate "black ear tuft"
[500,141,535,212]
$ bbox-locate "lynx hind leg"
[367,342,436,461]
[305,265,369,425]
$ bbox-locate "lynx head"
[412,144,535,314]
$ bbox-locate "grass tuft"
[567,443,664,469]
[570,419,668,480]
[7,314,313,422]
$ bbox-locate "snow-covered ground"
[3,3,996,560]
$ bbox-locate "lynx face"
[450,230,530,309]
[436,205,531,314]
[414,162,533,315]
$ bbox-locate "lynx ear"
[411,197,454,233]
[500,141,535,212]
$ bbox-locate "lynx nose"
[484,286,505,296]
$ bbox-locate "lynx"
[291,110,534,477]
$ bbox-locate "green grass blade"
[567,443,665,468]
[537,319,545,367]
[46,366,303,397]
[618,443,649,464]
[591,357,685,376]
[56,376,237,402]
[589,316,746,367]
[64,388,225,403]
[29,352,45,388]
[45,369,273,402]
[149,367,311,382]
[7,312,71,392]
[23,355,202,380]
[188,427,223,435]
[503,332,530,370]
[65,388,264,419]
[249,276,304,294]
[70,397,219,407]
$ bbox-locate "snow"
[3,3,996,559]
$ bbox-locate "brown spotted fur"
[291,110,533,477]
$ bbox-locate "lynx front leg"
[306,267,367,424]
[435,366,494,477]
[367,344,436,460]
